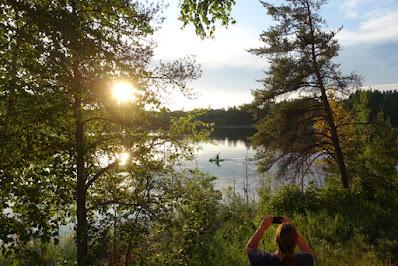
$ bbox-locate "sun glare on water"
[112,80,135,104]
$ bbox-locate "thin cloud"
[153,22,266,69]
[338,0,394,19]
[164,88,254,111]
[338,10,398,46]
[340,0,361,18]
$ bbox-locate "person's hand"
[282,216,291,224]
[260,215,273,229]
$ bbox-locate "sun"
[112,80,135,104]
[118,152,130,166]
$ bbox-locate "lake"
[179,127,266,198]
[179,127,325,197]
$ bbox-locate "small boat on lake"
[209,158,225,163]
[209,153,224,166]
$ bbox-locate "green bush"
[257,182,398,264]
[0,235,76,266]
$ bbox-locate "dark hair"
[275,223,298,266]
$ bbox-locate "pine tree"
[251,0,361,189]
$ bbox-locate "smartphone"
[272,216,283,224]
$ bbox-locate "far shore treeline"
[153,90,398,129]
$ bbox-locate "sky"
[153,0,398,110]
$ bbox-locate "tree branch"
[86,161,118,189]
[336,122,374,129]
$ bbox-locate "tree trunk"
[73,58,89,265]
[124,241,132,266]
[113,206,117,265]
[305,0,350,189]
[76,172,88,265]
[318,84,350,189]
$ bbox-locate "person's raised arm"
[296,232,315,257]
[246,216,273,254]
[282,217,315,257]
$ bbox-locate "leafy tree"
[313,92,358,179]
[0,1,72,252]
[179,0,236,38]
[138,170,221,266]
[86,114,210,265]
[250,0,361,189]
[0,1,204,264]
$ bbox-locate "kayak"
[209,158,225,163]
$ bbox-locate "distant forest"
[195,105,266,127]
[153,105,268,128]
[347,90,398,127]
[156,90,398,128]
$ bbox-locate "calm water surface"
[181,128,265,196]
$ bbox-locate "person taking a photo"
[246,216,314,266]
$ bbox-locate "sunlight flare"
[118,152,130,166]
[112,80,135,104]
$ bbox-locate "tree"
[1,1,72,252]
[146,170,221,265]
[313,92,358,179]
[0,1,203,264]
[252,98,325,184]
[179,0,236,38]
[250,0,361,189]
[348,91,398,197]
[346,90,398,128]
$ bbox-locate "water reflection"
[180,127,262,198]
[210,127,256,147]
[185,127,323,195]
